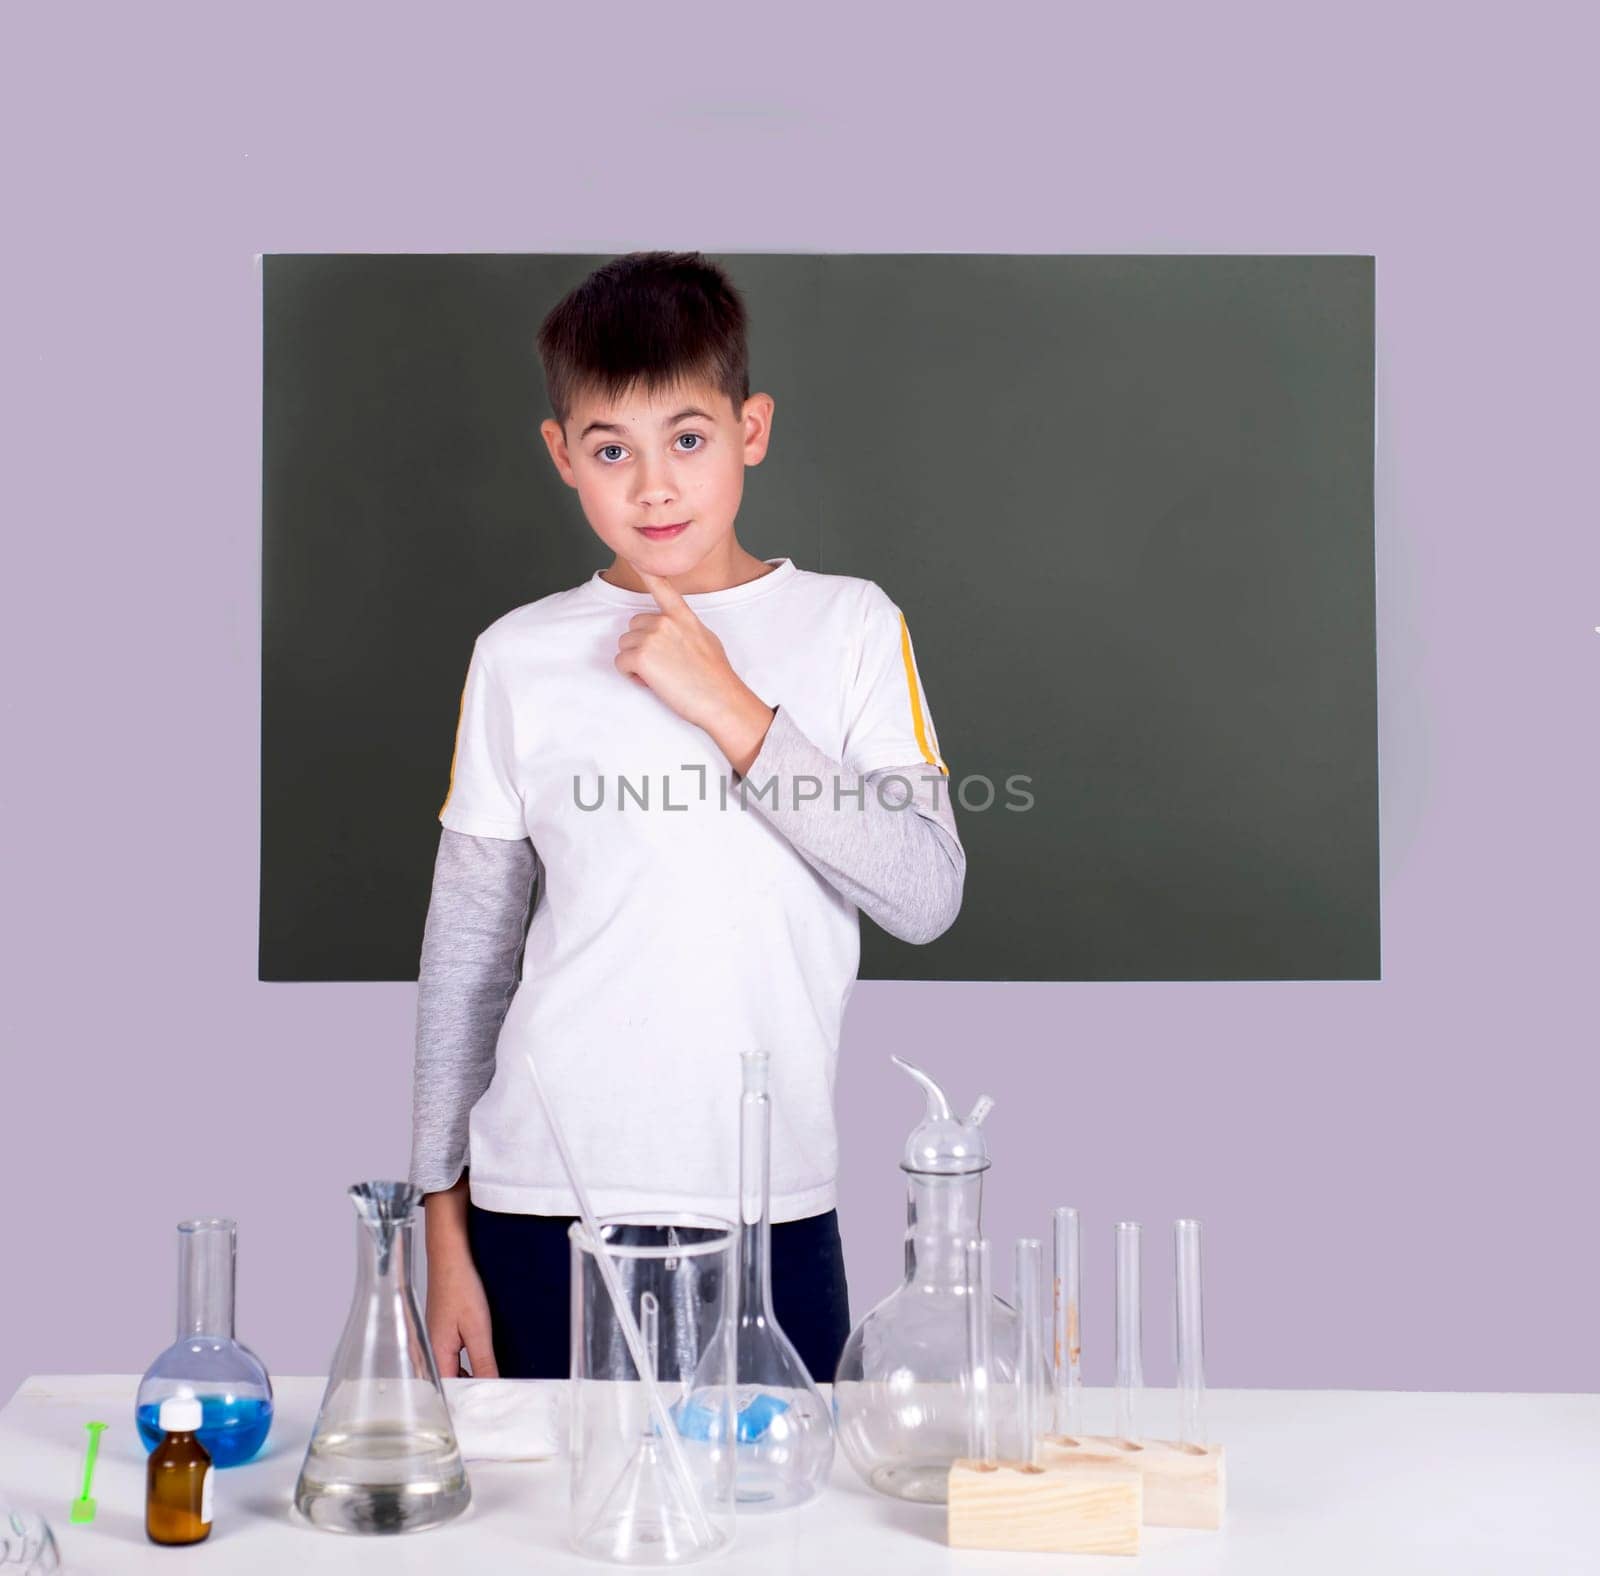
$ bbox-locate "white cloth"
[443,1377,561,1461]
[437,556,950,1221]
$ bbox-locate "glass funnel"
[293,1182,470,1534]
[569,1215,738,1564]
[726,1050,834,1509]
[135,1217,273,1467]
[833,1056,1032,1503]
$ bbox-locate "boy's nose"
[634,475,678,507]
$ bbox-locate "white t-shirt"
[437,555,949,1222]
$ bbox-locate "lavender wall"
[3,4,1594,1405]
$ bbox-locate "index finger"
[632,566,691,618]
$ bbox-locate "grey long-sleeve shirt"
[409,702,965,1195]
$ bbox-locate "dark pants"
[467,1203,852,1383]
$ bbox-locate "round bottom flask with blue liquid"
[135,1217,273,1468]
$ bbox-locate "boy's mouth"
[636,521,689,541]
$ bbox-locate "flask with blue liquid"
[135,1216,273,1468]
[678,1050,835,1509]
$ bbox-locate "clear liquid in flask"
[295,1417,467,1535]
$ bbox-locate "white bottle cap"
[158,1395,203,1434]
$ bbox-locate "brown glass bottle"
[146,1396,213,1545]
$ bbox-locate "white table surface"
[3,1377,1596,1574]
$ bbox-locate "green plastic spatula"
[70,1420,108,1523]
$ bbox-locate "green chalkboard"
[260,253,1376,982]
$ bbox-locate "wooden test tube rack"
[947,1216,1225,1552]
[1042,1433,1226,1530]
[947,1455,1143,1555]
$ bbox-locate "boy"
[411,250,965,1381]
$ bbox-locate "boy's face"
[539,378,773,579]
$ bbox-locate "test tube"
[1014,1238,1043,1466]
[1114,1221,1143,1444]
[1175,1219,1207,1447]
[640,1291,660,1386]
[964,1237,995,1464]
[1051,1206,1082,1438]
[635,1291,662,1446]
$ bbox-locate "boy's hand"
[426,1248,499,1379]
[615,566,776,776]
[423,1178,499,1378]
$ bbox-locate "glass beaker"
[135,1217,273,1467]
[293,1182,470,1534]
[569,1215,737,1565]
[728,1050,834,1508]
[833,1057,1032,1503]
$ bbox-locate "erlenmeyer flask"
[723,1050,834,1509]
[293,1182,470,1534]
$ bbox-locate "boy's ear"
[538,417,580,488]
[740,392,775,468]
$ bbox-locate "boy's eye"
[593,434,704,465]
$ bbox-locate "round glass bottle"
[134,1217,273,1468]
[833,1057,1024,1503]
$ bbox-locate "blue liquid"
[673,1391,791,1444]
[137,1394,273,1468]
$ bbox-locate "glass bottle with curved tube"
[833,1056,1040,1503]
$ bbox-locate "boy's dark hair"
[536,251,750,431]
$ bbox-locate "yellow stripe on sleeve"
[898,611,949,776]
[438,675,469,816]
